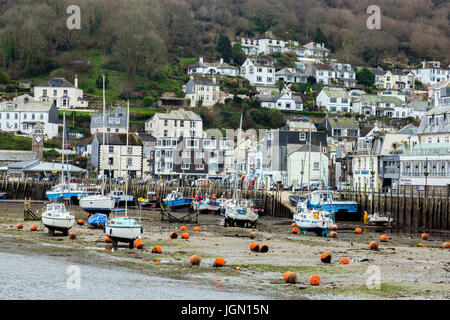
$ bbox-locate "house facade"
[33,76,88,109]
[411,61,450,86]
[0,100,59,139]
[256,90,303,111]
[275,68,307,84]
[316,88,351,113]
[330,62,356,88]
[187,57,238,77]
[182,77,222,107]
[240,58,275,87]
[90,107,128,134]
[145,109,203,139]
[352,95,411,118]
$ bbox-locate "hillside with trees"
[0,0,449,101]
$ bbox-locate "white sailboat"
[104,100,143,249]
[293,122,334,236]
[80,75,115,215]
[41,111,75,236]
[223,113,258,228]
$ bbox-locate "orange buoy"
[284,271,297,284]
[355,228,362,234]
[339,257,350,265]
[180,226,187,232]
[292,223,297,227]
[259,244,269,253]
[443,242,449,249]
[214,257,226,267]
[154,259,161,263]
[292,227,299,234]
[320,253,331,263]
[369,241,378,250]
[105,236,112,243]
[329,231,337,238]
[250,242,259,252]
[331,224,338,231]
[193,226,200,232]
[135,239,144,249]
[77,219,84,225]
[105,247,111,251]
[190,255,201,266]
[421,233,429,240]
[169,232,178,239]
[181,232,190,239]
[310,274,321,286]
[380,235,389,242]
[30,225,38,231]
[249,232,256,239]
[16,223,23,230]
[69,231,77,239]
[152,245,161,253]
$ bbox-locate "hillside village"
[0,32,449,195]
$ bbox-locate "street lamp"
[370,170,375,192]
[424,157,429,198]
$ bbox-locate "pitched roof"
[95,133,142,146]
[327,117,359,130]
[360,95,404,107]
[369,68,386,76]
[315,64,334,71]
[153,109,202,121]
[36,78,75,88]
[359,126,374,137]
[408,100,428,112]
[397,124,418,135]
[0,100,55,112]
[320,88,349,99]
[188,60,237,70]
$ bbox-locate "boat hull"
[80,196,116,215]
[164,198,193,210]
[104,225,143,241]
[42,216,75,232]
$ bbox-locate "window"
[127,158,132,167]
[186,139,199,148]
[181,163,190,170]
[313,162,320,171]
[342,98,348,103]
[180,121,184,127]
[196,152,204,158]
[53,90,57,96]
[258,68,262,73]
[195,164,204,170]
[299,133,306,141]
[285,103,291,109]
[182,151,190,158]
[108,158,114,165]
[174,120,177,127]
[128,146,132,154]
[330,98,337,103]
[164,120,168,126]
[190,121,196,128]
[257,76,262,82]
[164,130,168,137]
[109,146,114,153]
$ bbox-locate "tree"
[307,76,316,85]
[356,67,375,87]
[96,74,109,89]
[216,33,233,63]
[313,27,328,47]
[0,72,10,84]
[142,96,154,107]
[276,79,285,92]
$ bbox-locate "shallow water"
[0,251,273,300]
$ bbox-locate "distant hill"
[0,0,449,86]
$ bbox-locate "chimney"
[199,57,204,64]
[220,58,223,64]
[74,74,78,88]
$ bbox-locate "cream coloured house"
[33,76,88,109]
[182,77,222,107]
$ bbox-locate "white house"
[256,89,303,111]
[411,61,450,86]
[428,80,449,107]
[311,64,336,85]
[187,57,238,77]
[316,88,350,113]
[287,147,329,187]
[145,108,203,139]
[301,42,329,58]
[33,76,88,109]
[0,100,59,139]
[182,77,222,107]
[330,62,356,88]
[90,107,128,135]
[240,58,275,86]
[238,37,287,56]
[352,95,411,118]
[275,68,307,84]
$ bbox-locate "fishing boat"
[79,76,115,215]
[193,194,221,214]
[109,189,134,206]
[367,212,393,226]
[293,201,334,236]
[88,213,108,228]
[137,191,160,209]
[306,190,358,215]
[163,190,193,210]
[41,111,75,236]
[223,113,259,228]
[46,182,87,203]
[104,100,143,250]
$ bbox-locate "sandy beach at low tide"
[0,202,449,300]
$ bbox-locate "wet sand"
[0,202,449,300]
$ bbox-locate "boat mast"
[61,111,65,199]
[102,74,106,196]
[125,100,130,217]
[319,141,322,188]
[307,121,312,194]
[233,113,243,200]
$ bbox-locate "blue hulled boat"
[163,191,193,210]
[306,190,358,214]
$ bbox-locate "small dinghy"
[41,203,75,236]
[88,213,108,228]
[223,199,259,228]
[367,212,393,226]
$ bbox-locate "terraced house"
[316,88,350,113]
[352,95,412,118]
[182,76,223,107]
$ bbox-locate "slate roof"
[36,78,75,88]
